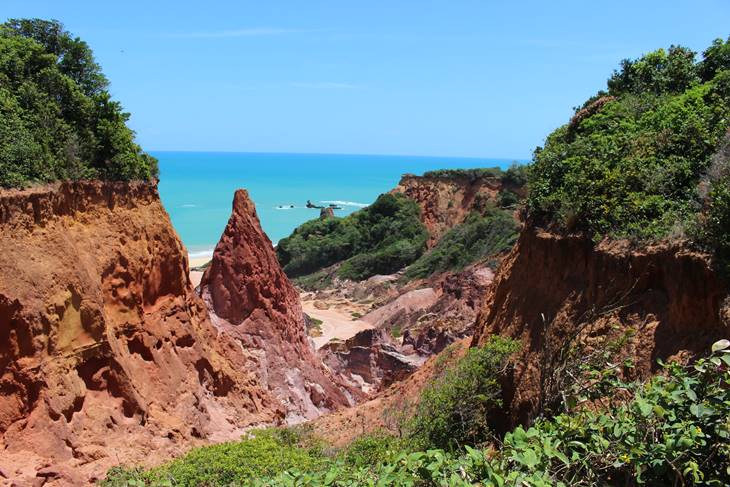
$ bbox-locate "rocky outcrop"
[360,265,495,342]
[401,326,455,356]
[311,338,471,447]
[319,328,426,395]
[472,227,729,430]
[394,173,523,247]
[0,181,282,484]
[319,207,335,219]
[199,189,353,423]
[362,288,439,328]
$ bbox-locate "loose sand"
[302,298,375,349]
[187,254,374,347]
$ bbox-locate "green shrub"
[338,431,408,467]
[528,37,730,244]
[293,270,333,291]
[100,429,326,487]
[704,132,730,274]
[422,167,504,181]
[422,164,528,189]
[403,210,518,280]
[406,336,520,451]
[501,162,529,187]
[707,175,730,274]
[498,189,520,208]
[102,341,730,486]
[276,193,428,281]
[0,19,157,188]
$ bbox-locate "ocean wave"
[321,200,369,208]
[188,249,214,259]
[181,203,197,208]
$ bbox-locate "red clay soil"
[393,173,523,247]
[0,182,324,485]
[310,338,470,447]
[472,227,730,431]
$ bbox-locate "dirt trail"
[302,298,375,349]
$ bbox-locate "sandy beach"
[302,297,374,349]
[187,253,373,347]
[188,255,211,288]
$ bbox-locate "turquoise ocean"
[155,152,520,258]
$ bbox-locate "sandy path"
[188,256,210,288]
[302,300,374,349]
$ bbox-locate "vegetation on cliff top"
[276,193,428,281]
[403,208,519,280]
[527,38,730,264]
[422,163,528,187]
[281,164,526,285]
[103,339,730,486]
[0,18,157,188]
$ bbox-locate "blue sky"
[3,1,728,159]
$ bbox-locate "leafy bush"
[528,37,730,244]
[338,431,408,467]
[707,175,730,274]
[422,167,504,181]
[102,341,730,486]
[500,162,529,187]
[100,428,326,487]
[404,209,518,280]
[704,132,730,274]
[0,19,157,188]
[406,336,520,450]
[276,193,428,281]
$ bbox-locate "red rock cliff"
[472,227,729,429]
[0,181,283,485]
[199,189,353,423]
[393,173,523,247]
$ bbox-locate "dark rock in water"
[320,207,335,219]
[306,199,324,209]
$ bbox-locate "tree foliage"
[0,18,157,188]
[403,209,518,280]
[276,193,428,281]
[528,37,730,252]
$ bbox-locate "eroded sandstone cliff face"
[393,173,523,247]
[0,181,282,485]
[472,227,729,430]
[199,189,354,424]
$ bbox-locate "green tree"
[0,18,157,188]
[276,193,428,281]
[529,39,730,249]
